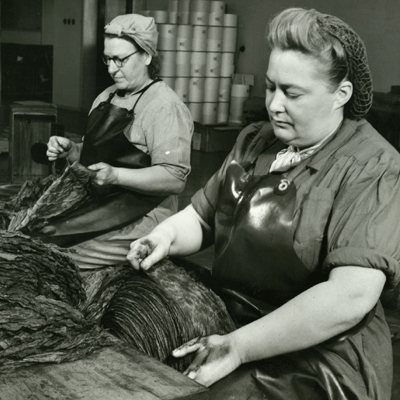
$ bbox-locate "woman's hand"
[47,136,82,163]
[88,162,118,186]
[47,136,73,161]
[173,334,242,387]
[127,231,172,270]
[128,205,205,270]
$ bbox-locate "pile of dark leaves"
[82,265,191,370]
[0,230,235,374]
[0,161,93,234]
[81,260,236,372]
[0,166,236,375]
[0,231,119,373]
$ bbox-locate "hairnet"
[267,8,373,120]
[104,14,158,56]
[316,14,373,119]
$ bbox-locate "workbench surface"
[0,344,209,400]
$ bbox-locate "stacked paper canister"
[229,84,250,124]
[148,0,238,125]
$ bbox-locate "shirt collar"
[306,119,359,171]
[294,119,343,156]
[257,119,360,172]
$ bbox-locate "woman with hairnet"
[128,8,400,399]
[45,14,193,269]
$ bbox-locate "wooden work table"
[0,344,209,400]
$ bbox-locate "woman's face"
[104,37,150,93]
[265,49,343,147]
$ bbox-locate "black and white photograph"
[0,0,399,399]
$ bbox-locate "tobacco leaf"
[82,260,236,372]
[0,231,119,373]
[8,162,94,233]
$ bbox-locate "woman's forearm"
[127,205,206,269]
[230,266,386,364]
[152,205,205,256]
[115,165,185,195]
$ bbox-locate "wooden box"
[9,101,57,183]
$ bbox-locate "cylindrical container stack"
[146,0,239,125]
[168,0,179,23]
[190,0,210,25]
[176,51,191,77]
[149,10,169,24]
[176,24,193,51]
[177,0,191,24]
[158,49,176,77]
[229,84,250,125]
[175,77,190,103]
[190,51,207,77]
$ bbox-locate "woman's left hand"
[88,162,118,186]
[173,334,242,387]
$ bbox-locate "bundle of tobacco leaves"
[147,259,237,338]
[82,259,236,372]
[0,232,235,374]
[0,176,58,230]
[0,210,10,231]
[0,231,119,373]
[82,265,191,371]
[7,161,94,234]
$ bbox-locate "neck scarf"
[270,121,343,173]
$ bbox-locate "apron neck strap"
[106,78,163,117]
[129,78,162,115]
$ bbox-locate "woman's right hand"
[46,136,74,161]
[128,206,205,271]
[127,231,172,270]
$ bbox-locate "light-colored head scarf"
[104,14,158,56]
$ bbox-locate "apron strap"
[124,78,163,118]
[34,79,167,247]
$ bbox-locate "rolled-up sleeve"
[323,154,400,288]
[147,101,193,181]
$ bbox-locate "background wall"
[223,0,400,97]
[1,0,399,108]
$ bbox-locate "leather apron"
[207,161,378,400]
[39,79,167,247]
[212,161,311,324]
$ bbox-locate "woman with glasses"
[45,14,193,269]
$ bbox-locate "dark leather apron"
[39,79,168,247]
[212,161,311,324]
[207,161,377,400]
[80,80,161,169]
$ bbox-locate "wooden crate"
[9,101,57,183]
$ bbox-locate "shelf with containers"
[142,0,249,127]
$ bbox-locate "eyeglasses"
[102,51,138,68]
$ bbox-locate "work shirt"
[191,118,400,399]
[192,118,400,288]
[72,80,194,269]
